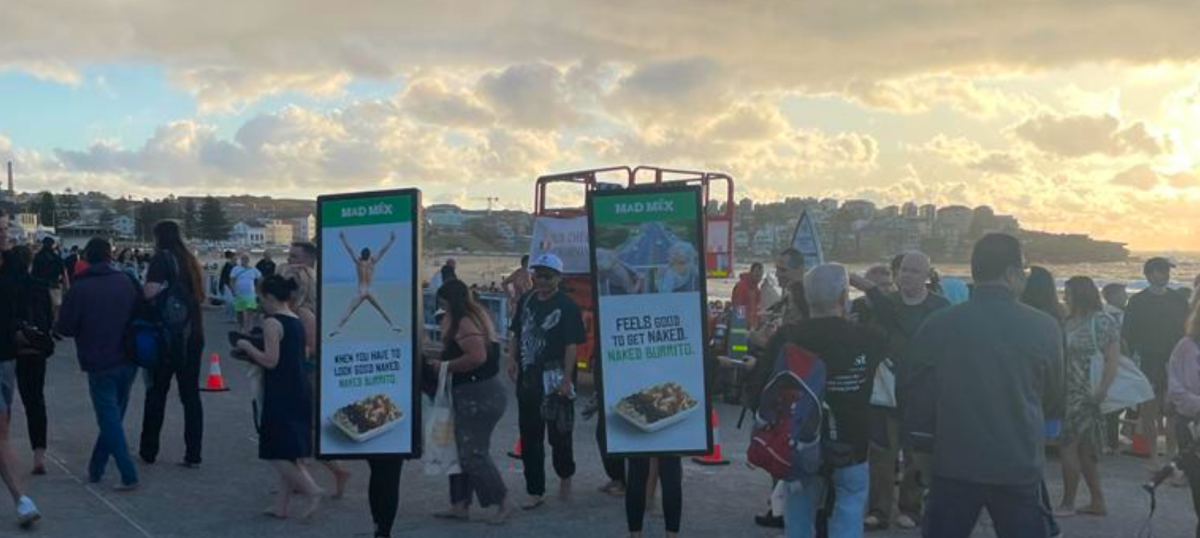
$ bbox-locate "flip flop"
[1077,506,1107,516]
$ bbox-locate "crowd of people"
[8,203,1200,537]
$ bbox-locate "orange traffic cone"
[692,409,730,466]
[1129,433,1153,458]
[199,352,230,392]
[507,435,523,460]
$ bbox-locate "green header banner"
[593,190,697,225]
[321,194,413,227]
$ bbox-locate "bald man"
[850,251,950,531]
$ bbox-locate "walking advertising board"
[316,189,421,459]
[589,185,713,457]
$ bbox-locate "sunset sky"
[2,1,1200,250]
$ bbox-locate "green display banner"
[592,190,698,225]
[589,185,713,458]
[321,194,414,227]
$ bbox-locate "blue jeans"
[785,462,869,538]
[88,364,139,485]
[923,476,1046,538]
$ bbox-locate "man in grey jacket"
[903,233,1064,538]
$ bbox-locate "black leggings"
[626,457,682,533]
[15,355,47,450]
[368,458,404,538]
[598,419,624,484]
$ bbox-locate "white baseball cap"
[530,253,564,274]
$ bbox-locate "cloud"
[399,77,494,128]
[1013,113,1172,158]
[476,63,579,130]
[919,135,1025,175]
[843,75,1036,119]
[172,68,353,114]
[1110,164,1160,190]
[604,58,730,125]
[0,60,81,85]
[48,99,560,198]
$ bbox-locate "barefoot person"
[1057,276,1119,518]
[329,230,402,337]
[236,275,324,520]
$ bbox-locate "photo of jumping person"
[328,230,404,338]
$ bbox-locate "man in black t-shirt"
[1124,257,1190,467]
[218,250,235,315]
[850,251,950,531]
[769,264,886,537]
[255,251,277,279]
[507,253,585,509]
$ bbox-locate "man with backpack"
[56,238,141,491]
[755,264,886,538]
[904,234,1063,538]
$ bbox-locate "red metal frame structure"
[532,165,736,370]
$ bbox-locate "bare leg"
[364,294,397,328]
[1078,449,1107,515]
[1057,442,1080,515]
[321,460,350,499]
[269,460,324,519]
[0,413,26,502]
[330,296,367,336]
[265,472,290,518]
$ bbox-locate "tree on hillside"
[135,200,169,242]
[182,198,199,238]
[57,193,81,224]
[32,192,56,227]
[113,197,132,217]
[198,196,231,241]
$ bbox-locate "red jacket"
[730,272,761,328]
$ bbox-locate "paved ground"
[4,308,1197,537]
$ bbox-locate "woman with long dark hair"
[11,245,52,475]
[427,279,511,525]
[1021,266,1064,321]
[139,220,207,468]
[1056,276,1118,517]
[1018,265,1064,536]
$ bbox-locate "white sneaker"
[896,514,918,529]
[16,496,40,527]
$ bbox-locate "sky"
[2,1,1200,250]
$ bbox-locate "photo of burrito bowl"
[614,382,699,432]
[331,394,403,442]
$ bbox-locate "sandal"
[521,496,545,511]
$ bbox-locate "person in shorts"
[1123,257,1190,468]
[230,253,262,333]
[0,211,42,527]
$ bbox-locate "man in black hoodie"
[57,238,141,491]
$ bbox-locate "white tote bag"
[870,359,897,408]
[423,361,461,476]
[1086,315,1155,415]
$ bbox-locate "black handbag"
[17,321,55,358]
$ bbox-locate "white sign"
[530,216,591,274]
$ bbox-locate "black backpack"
[155,252,194,341]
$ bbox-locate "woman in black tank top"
[427,280,511,525]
